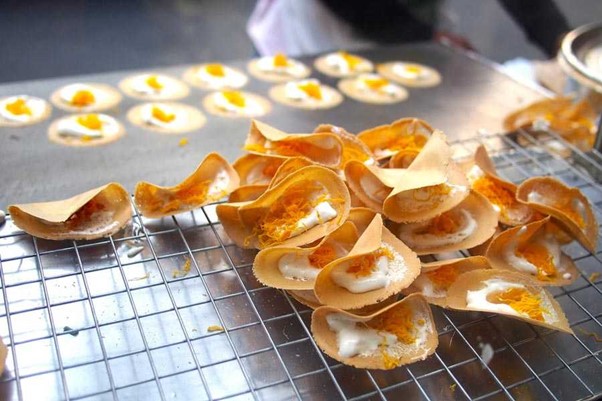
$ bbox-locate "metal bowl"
[558,22,602,93]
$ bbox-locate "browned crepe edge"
[134,152,240,218]
[486,217,579,286]
[391,190,498,255]
[118,74,190,100]
[314,217,421,309]
[516,176,598,253]
[233,153,286,186]
[9,182,131,241]
[50,83,122,112]
[312,124,376,167]
[311,293,438,369]
[126,102,206,134]
[238,165,351,249]
[446,269,572,333]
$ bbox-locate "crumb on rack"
[172,258,192,278]
[588,272,600,282]
[179,137,189,147]
[578,328,602,343]
[129,272,150,281]
[449,383,457,392]
[207,325,224,333]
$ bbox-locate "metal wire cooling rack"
[0,130,601,401]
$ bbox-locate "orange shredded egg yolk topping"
[146,75,164,90]
[6,98,32,116]
[297,81,322,100]
[489,287,545,321]
[244,140,316,158]
[346,247,394,277]
[68,199,106,227]
[205,64,226,77]
[363,76,389,91]
[416,212,461,236]
[383,134,427,153]
[71,90,96,107]
[552,198,586,229]
[515,242,557,280]
[222,91,246,107]
[144,179,219,214]
[251,183,330,247]
[77,114,103,130]
[471,176,517,213]
[425,265,461,289]
[339,51,362,69]
[308,243,338,269]
[261,159,282,178]
[273,53,289,67]
[152,106,176,123]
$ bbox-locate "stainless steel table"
[0,43,600,401]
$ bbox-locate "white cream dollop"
[56,115,120,139]
[196,66,246,88]
[326,313,397,358]
[130,74,179,96]
[0,96,47,122]
[392,63,430,80]
[213,92,263,115]
[290,201,337,237]
[284,79,327,102]
[278,253,319,281]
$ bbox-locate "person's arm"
[498,0,570,57]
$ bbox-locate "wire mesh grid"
[0,130,601,401]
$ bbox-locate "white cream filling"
[398,209,477,249]
[141,104,182,128]
[196,67,246,88]
[284,79,329,102]
[326,313,397,358]
[330,243,407,293]
[325,53,370,74]
[466,279,555,322]
[392,63,430,80]
[0,96,47,122]
[56,115,120,139]
[213,92,263,115]
[59,84,103,105]
[278,242,346,281]
[207,169,231,199]
[256,57,305,76]
[504,231,563,277]
[130,74,178,95]
[289,201,337,237]
[413,275,446,298]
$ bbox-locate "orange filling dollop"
[273,53,289,67]
[222,91,246,107]
[308,243,338,269]
[471,176,516,213]
[71,90,96,107]
[297,81,322,100]
[146,75,164,90]
[339,51,362,70]
[151,106,176,123]
[489,287,545,321]
[6,98,32,116]
[145,179,220,215]
[416,212,461,236]
[425,265,461,289]
[346,246,394,277]
[77,114,103,130]
[404,65,423,75]
[67,199,106,228]
[205,64,226,77]
[515,242,557,280]
[383,134,427,154]
[363,76,389,91]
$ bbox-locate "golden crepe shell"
[288,289,400,315]
[357,117,433,162]
[382,131,470,223]
[391,191,498,255]
[314,215,421,309]
[346,207,377,236]
[217,165,351,249]
[232,154,285,185]
[134,152,239,218]
[403,256,491,307]
[313,124,375,167]
[244,120,343,168]
[268,157,315,189]
[467,146,538,226]
[253,222,359,290]
[9,183,131,241]
[486,217,579,286]
[446,269,572,333]
[344,162,398,213]
[228,184,267,203]
[516,176,598,253]
[311,294,438,369]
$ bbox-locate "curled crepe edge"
[313,123,375,167]
[9,182,131,241]
[311,293,438,369]
[314,214,421,310]
[446,269,572,334]
[232,153,285,186]
[486,217,579,286]
[390,190,498,255]
[516,176,598,253]
[134,152,240,218]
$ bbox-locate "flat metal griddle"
[0,43,600,401]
